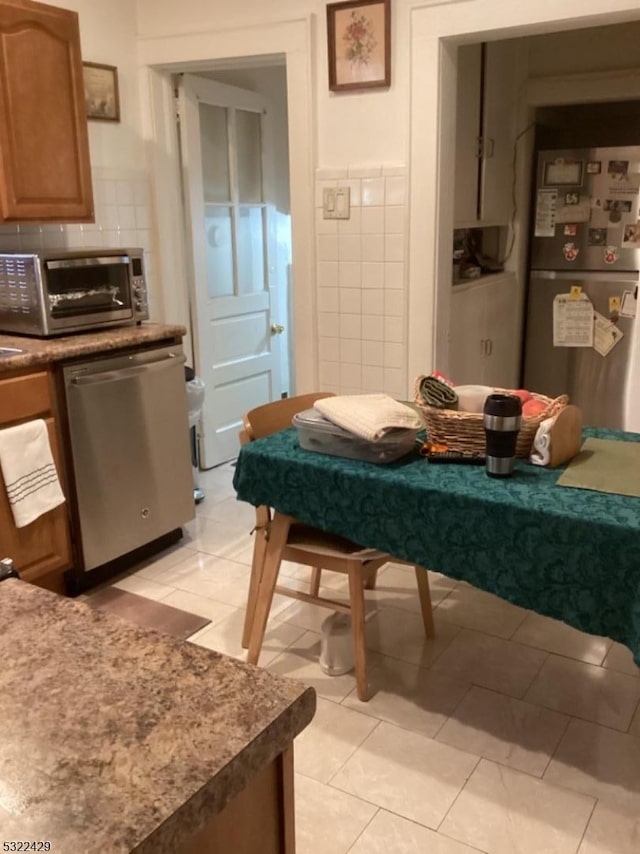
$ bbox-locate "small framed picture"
[327,0,390,92]
[564,192,579,205]
[83,62,120,122]
[608,160,629,181]
[586,161,601,174]
[622,222,640,247]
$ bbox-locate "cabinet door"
[449,286,486,385]
[478,41,518,225]
[453,44,482,227]
[0,0,93,222]
[0,417,71,585]
[483,275,520,389]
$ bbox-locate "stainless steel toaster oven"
[0,247,149,337]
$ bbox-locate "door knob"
[270,323,285,335]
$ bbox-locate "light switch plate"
[323,186,350,219]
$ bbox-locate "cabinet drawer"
[0,371,52,426]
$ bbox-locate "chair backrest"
[243,392,335,441]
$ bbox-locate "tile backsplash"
[0,167,159,318]
[315,163,408,398]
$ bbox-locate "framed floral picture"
[327,0,390,92]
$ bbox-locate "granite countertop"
[0,581,316,852]
[0,322,186,373]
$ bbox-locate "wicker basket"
[413,376,569,458]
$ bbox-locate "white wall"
[135,0,413,395]
[135,0,408,169]
[55,0,145,172]
[526,20,640,77]
[30,0,639,425]
[135,0,640,412]
[0,1,165,318]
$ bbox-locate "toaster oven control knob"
[135,300,143,311]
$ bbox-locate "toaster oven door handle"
[70,353,186,386]
[46,256,130,269]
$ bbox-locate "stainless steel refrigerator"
[523,145,640,429]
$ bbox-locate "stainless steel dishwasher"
[62,343,195,574]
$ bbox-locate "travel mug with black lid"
[483,393,522,478]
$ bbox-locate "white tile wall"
[315,163,408,397]
[0,167,159,318]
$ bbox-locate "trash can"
[184,367,205,504]
[0,558,19,581]
[319,611,354,676]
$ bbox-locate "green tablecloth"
[233,427,640,663]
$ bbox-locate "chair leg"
[414,566,435,638]
[242,526,269,649]
[348,566,369,702]
[310,567,322,597]
[364,567,379,591]
[247,513,292,666]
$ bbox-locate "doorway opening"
[444,20,640,429]
[175,59,293,469]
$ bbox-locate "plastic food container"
[292,408,419,464]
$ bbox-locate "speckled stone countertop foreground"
[0,581,316,853]
[0,322,186,373]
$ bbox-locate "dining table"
[232,425,640,666]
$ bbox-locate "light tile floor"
[109,462,640,854]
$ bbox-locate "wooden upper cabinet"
[0,0,94,222]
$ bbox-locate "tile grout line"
[430,680,476,741]
[575,797,599,854]
[539,712,572,780]
[325,718,383,789]
[343,807,381,854]
[434,752,483,834]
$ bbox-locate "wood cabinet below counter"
[0,367,71,593]
[0,0,94,223]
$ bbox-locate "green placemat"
[557,437,640,498]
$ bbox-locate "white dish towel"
[314,393,423,441]
[0,419,65,528]
[529,416,555,467]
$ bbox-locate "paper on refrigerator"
[534,190,557,237]
[593,311,624,357]
[553,293,594,347]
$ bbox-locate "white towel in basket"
[314,394,423,442]
[0,419,65,528]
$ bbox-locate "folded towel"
[314,394,423,442]
[529,416,554,467]
[455,385,494,414]
[0,419,65,528]
[418,376,459,409]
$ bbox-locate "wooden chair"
[240,392,435,702]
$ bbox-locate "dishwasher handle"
[70,353,186,386]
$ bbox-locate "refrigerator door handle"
[534,270,640,283]
[486,338,493,356]
[480,338,486,357]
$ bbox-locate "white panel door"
[178,74,282,467]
